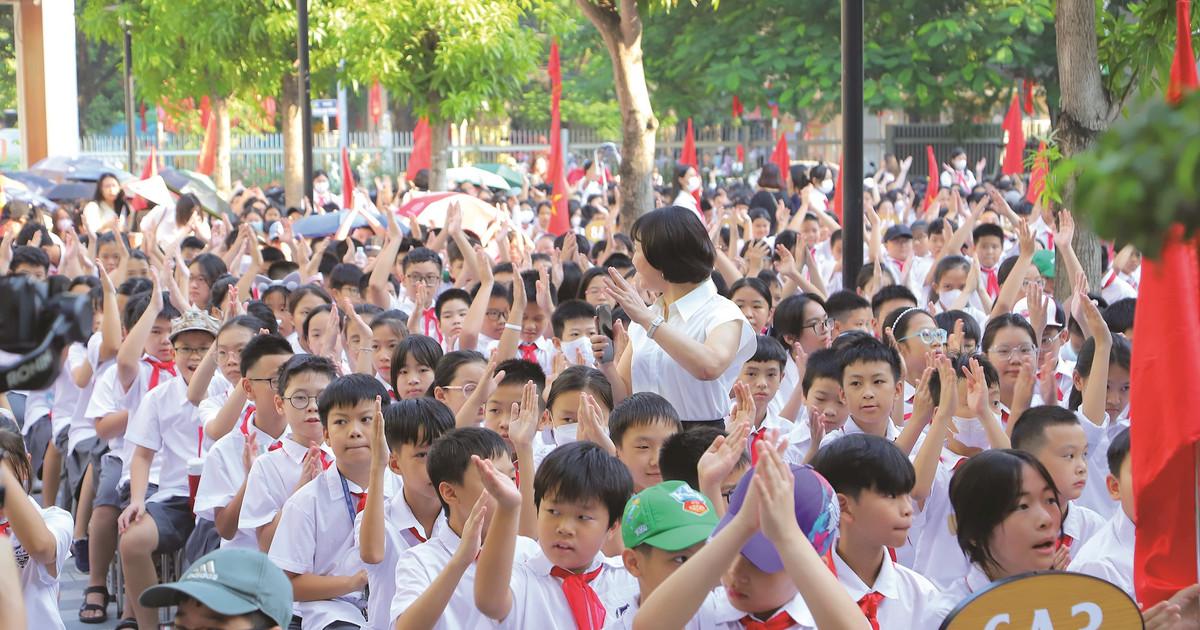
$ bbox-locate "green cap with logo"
[622,480,719,550]
[1032,249,1055,278]
[139,548,293,629]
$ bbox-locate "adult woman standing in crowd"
[82,173,127,232]
[668,163,703,219]
[593,205,756,428]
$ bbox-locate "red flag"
[546,39,570,236]
[1132,226,1200,607]
[199,95,212,130]
[342,146,355,209]
[1022,79,1035,116]
[1001,93,1026,176]
[736,145,744,163]
[140,101,147,133]
[196,115,217,176]
[732,96,744,118]
[263,97,277,121]
[1025,141,1047,204]
[770,134,789,183]
[405,118,431,184]
[681,118,700,204]
[128,147,159,213]
[830,157,843,221]
[369,80,383,127]
[923,145,938,210]
[1168,0,1200,105]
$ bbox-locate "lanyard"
[337,474,358,528]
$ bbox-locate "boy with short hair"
[389,427,543,630]
[474,441,638,628]
[330,263,366,307]
[972,223,1006,299]
[812,434,941,628]
[505,269,558,375]
[869,286,917,338]
[241,354,338,551]
[551,299,598,366]
[356,398,454,630]
[609,392,684,493]
[784,349,851,466]
[394,247,445,333]
[119,310,220,630]
[1069,428,1134,597]
[434,288,471,351]
[824,291,874,337]
[732,335,791,442]
[659,427,750,510]
[832,336,916,446]
[479,358,546,446]
[269,373,394,630]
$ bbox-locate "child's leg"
[41,438,62,509]
[83,456,122,621]
[119,513,161,630]
[74,463,96,542]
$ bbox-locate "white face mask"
[519,208,536,225]
[553,422,579,445]
[939,289,963,310]
[560,337,596,366]
[894,200,906,214]
[57,219,74,233]
[685,176,702,193]
[951,415,992,450]
[1060,343,1078,363]
[570,215,582,228]
[820,180,834,195]
[954,159,968,171]
[313,181,330,194]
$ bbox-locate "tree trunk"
[281,71,304,208]
[576,0,658,228]
[213,95,232,195]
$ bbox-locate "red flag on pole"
[369,80,383,127]
[736,145,744,163]
[681,118,700,204]
[196,116,217,176]
[342,146,355,209]
[405,118,431,184]
[546,38,570,236]
[1168,0,1200,105]
[923,145,937,210]
[1001,93,1026,176]
[732,96,744,118]
[830,157,844,221]
[1022,79,1035,116]
[770,134,789,183]
[1025,141,1047,204]
[140,101,147,133]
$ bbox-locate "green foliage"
[1063,92,1200,258]
[0,7,14,113]
[1096,0,1200,110]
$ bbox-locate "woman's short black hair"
[950,449,1060,575]
[389,334,444,393]
[629,206,715,284]
[317,373,390,427]
[427,427,510,513]
[427,350,486,397]
[534,441,634,528]
[383,397,454,452]
[812,433,916,499]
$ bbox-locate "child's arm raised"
[494,269,526,363]
[360,397,388,565]
[911,361,953,507]
[0,455,57,566]
[895,364,936,457]
[116,267,164,392]
[395,492,489,630]
[472,456,521,622]
[1077,290,1112,427]
[454,356,501,428]
[990,217,1035,317]
[506,383,540,540]
[458,246,495,353]
[696,423,749,517]
[965,357,1009,449]
[95,261,122,366]
[369,220,404,309]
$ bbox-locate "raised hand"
[753,443,800,543]
[370,396,387,474]
[728,380,756,430]
[698,422,749,495]
[604,267,654,328]
[242,431,260,472]
[472,455,521,509]
[453,490,490,563]
[508,381,541,451]
[576,392,616,455]
[963,357,991,420]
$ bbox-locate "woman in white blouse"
[593,205,756,427]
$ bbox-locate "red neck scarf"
[739,611,794,630]
[145,358,177,390]
[550,564,606,630]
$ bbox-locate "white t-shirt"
[608,588,728,630]
[629,280,756,421]
[84,366,124,453]
[125,376,209,503]
[928,563,992,626]
[8,497,73,630]
[1069,510,1135,599]
[194,416,284,549]
[66,340,100,454]
[908,449,969,589]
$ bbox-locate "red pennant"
[1001,93,1026,176]
[406,118,431,184]
[1025,141,1047,204]
[770,134,789,184]
[369,80,383,127]
[1168,0,1200,105]
[736,145,744,162]
[199,95,212,130]
[342,146,355,209]
[546,38,570,236]
[1022,79,1035,116]
[732,96,744,118]
[196,115,217,176]
[140,101,147,133]
[681,119,700,204]
[923,145,938,210]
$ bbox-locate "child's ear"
[1105,473,1122,502]
[274,393,285,416]
[1072,371,1084,393]
[241,376,254,401]
[838,386,848,406]
[433,387,447,403]
[621,548,643,578]
[322,426,331,444]
[836,493,854,523]
[387,453,403,476]
[537,409,551,432]
[893,380,904,400]
[438,481,458,507]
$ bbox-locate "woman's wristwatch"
[646,315,666,340]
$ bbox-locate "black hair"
[210,276,238,312]
[302,303,332,341]
[801,348,841,395]
[243,300,281,336]
[934,310,982,353]
[747,334,788,371]
[428,350,487,397]
[116,276,153,297]
[758,163,785,189]
[629,206,715,284]
[122,291,180,331]
[219,314,265,340]
[435,288,472,319]
[667,163,695,202]
[659,427,749,492]
[236,333,292,380]
[928,353,999,402]
[91,173,128,214]
[771,293,826,346]
[950,449,1060,574]
[427,427,511,514]
[494,358,547,391]
[824,290,871,322]
[402,246,443,273]
[517,269,557,309]
[1010,405,1082,454]
[576,266,611,302]
[883,306,933,342]
[383,397,455,452]
[837,334,902,383]
[545,365,614,414]
[0,428,33,489]
[329,263,364,292]
[534,441,634,528]
[608,392,682,448]
[551,299,597,339]
[15,222,50,247]
[188,253,229,287]
[369,310,410,343]
[972,223,1005,245]
[870,284,918,320]
[389,334,444,393]
[602,252,634,270]
[179,236,206,253]
[1067,335,1131,411]
[10,245,49,272]
[1107,427,1131,476]
[729,277,773,308]
[317,373,390,427]
[812,433,916,499]
[1103,298,1136,334]
[997,255,1020,287]
[981,313,1037,352]
[276,354,338,398]
[287,284,332,316]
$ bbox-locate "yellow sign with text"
[940,571,1142,630]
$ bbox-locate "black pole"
[841,0,864,292]
[123,20,135,175]
[298,0,313,203]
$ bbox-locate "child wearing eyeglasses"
[883,307,946,427]
[980,313,1043,426]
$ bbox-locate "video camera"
[0,275,93,392]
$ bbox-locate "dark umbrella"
[45,181,97,202]
[30,156,134,183]
[4,188,57,208]
[3,172,55,195]
[292,209,386,239]
[158,168,233,220]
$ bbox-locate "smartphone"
[596,305,615,364]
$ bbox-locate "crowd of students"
[0,154,1195,630]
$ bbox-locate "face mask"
[313,181,329,194]
[951,415,992,450]
[894,200,906,214]
[1060,343,1078,363]
[553,422,579,445]
[954,159,968,171]
[685,176,702,192]
[57,219,74,233]
[570,215,582,228]
[519,208,536,225]
[248,221,263,232]
[560,337,596,367]
[939,289,963,309]
[820,180,834,195]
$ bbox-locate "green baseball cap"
[139,548,293,629]
[1032,249,1055,278]
[622,480,719,550]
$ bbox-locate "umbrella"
[475,163,524,188]
[29,156,134,183]
[45,181,97,202]
[4,187,56,209]
[3,172,55,194]
[292,209,388,239]
[158,168,232,219]
[124,176,175,208]
[398,192,500,238]
[446,166,512,191]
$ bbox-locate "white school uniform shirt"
[829,545,942,629]
[1099,269,1137,304]
[929,563,992,626]
[767,356,800,419]
[6,497,73,630]
[1069,510,1135,598]
[240,434,336,532]
[269,466,397,630]
[84,365,124,453]
[66,340,100,455]
[19,390,51,435]
[125,376,208,503]
[1062,501,1106,552]
[389,520,540,630]
[50,349,85,438]
[196,372,237,426]
[1077,416,1128,519]
[708,590,818,630]
[287,330,304,353]
[194,416,283,549]
[498,551,639,629]
[609,588,729,630]
[906,254,935,298]
[511,335,556,377]
[352,477,442,630]
[629,280,756,422]
[908,449,969,588]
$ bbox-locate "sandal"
[71,537,89,573]
[78,585,110,624]
[115,619,139,630]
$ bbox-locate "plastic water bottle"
[354,247,367,268]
